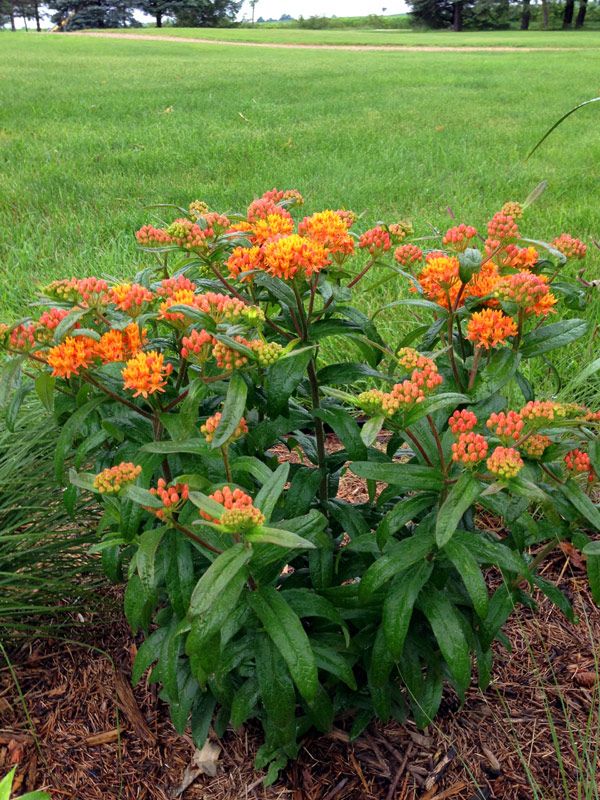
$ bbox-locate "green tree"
[50,0,137,28]
[172,0,241,26]
[135,0,171,26]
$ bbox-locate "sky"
[236,0,409,21]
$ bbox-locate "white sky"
[237,0,409,21]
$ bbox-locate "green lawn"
[0,32,598,395]
[95,26,600,48]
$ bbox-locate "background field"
[87,27,600,47]
[0,31,598,393]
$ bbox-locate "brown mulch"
[2,552,598,800]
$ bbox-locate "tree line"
[0,0,596,31]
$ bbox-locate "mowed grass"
[0,32,598,394]
[95,26,600,48]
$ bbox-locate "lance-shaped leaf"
[418,589,471,697]
[435,472,482,548]
[188,543,252,618]
[383,560,433,658]
[211,371,248,449]
[245,526,316,549]
[359,529,434,601]
[254,462,289,521]
[351,461,444,492]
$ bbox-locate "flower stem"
[426,414,445,472]
[404,426,433,466]
[221,445,232,483]
[307,358,328,503]
[468,347,482,391]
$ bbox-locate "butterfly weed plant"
[1,189,599,783]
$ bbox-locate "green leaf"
[0,768,15,800]
[471,350,520,402]
[254,633,297,752]
[435,472,482,548]
[0,356,23,408]
[68,468,97,492]
[137,527,166,592]
[418,589,471,695]
[443,537,489,618]
[383,561,433,658]
[166,532,196,617]
[563,356,600,393]
[280,588,347,636]
[586,552,600,605]
[132,628,168,685]
[211,371,248,449]
[532,575,575,622]
[371,297,443,318]
[359,529,435,601]
[376,494,437,549]
[140,439,208,455]
[559,480,600,531]
[458,248,482,283]
[34,372,55,413]
[453,530,529,575]
[188,543,252,619]
[583,542,600,556]
[54,396,105,483]
[188,490,229,519]
[266,347,313,417]
[245,526,315,549]
[248,586,318,702]
[520,319,588,359]
[254,462,289,521]
[361,414,385,447]
[350,461,444,492]
[230,677,259,728]
[124,573,156,634]
[125,485,163,509]
[311,644,357,691]
[191,692,217,749]
[284,467,321,518]
[317,362,390,386]
[313,407,367,461]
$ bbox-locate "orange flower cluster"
[201,486,265,531]
[212,337,252,370]
[495,272,557,317]
[188,200,209,218]
[564,449,595,482]
[335,209,356,228]
[166,219,214,250]
[252,214,295,245]
[38,307,71,332]
[122,351,173,398]
[415,255,461,308]
[488,243,538,271]
[95,324,146,364]
[521,434,551,459]
[226,245,263,280]
[397,349,443,392]
[390,380,427,405]
[486,410,524,443]
[357,389,404,418]
[109,283,154,315]
[195,292,264,326]
[158,289,197,324]
[262,234,330,280]
[180,329,214,362]
[136,224,173,247]
[94,462,142,494]
[552,233,586,260]
[201,412,248,445]
[388,221,413,243]
[298,210,355,257]
[449,409,478,434]
[487,212,519,243]
[487,446,524,480]
[442,224,478,252]
[47,335,97,378]
[466,309,517,349]
[452,432,488,466]
[358,227,392,256]
[501,201,523,219]
[156,275,196,297]
[520,400,569,426]
[249,340,284,367]
[9,323,36,352]
[149,478,190,520]
[44,277,109,306]
[394,244,423,267]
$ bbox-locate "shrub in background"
[1,189,599,782]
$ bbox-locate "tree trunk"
[541,0,548,28]
[156,11,162,26]
[520,0,530,29]
[452,1,462,31]
[563,0,575,27]
[34,0,41,31]
[575,0,587,27]
[10,0,16,29]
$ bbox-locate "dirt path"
[68,30,587,53]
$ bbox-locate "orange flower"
[452,432,488,466]
[486,410,524,443]
[262,234,330,281]
[156,275,196,297]
[252,214,295,245]
[200,486,265,531]
[464,262,500,302]
[181,328,214,362]
[148,478,190,520]
[521,434,551,459]
[109,283,154,315]
[94,462,142,494]
[487,212,519,243]
[466,309,517,349]
[166,218,213,250]
[357,389,403,418]
[158,289,197,324]
[47,336,97,378]
[226,245,263,281]
[552,233,586,260]
[564,449,595,482]
[298,210,355,257]
[122,350,172,398]
[388,220,414,243]
[358,227,391,256]
[212,336,253,370]
[37,307,71,333]
[415,255,461,308]
[136,224,172,247]
[442,224,478,252]
[449,409,478,435]
[486,446,523,480]
[397,349,443,392]
[501,201,523,219]
[9,323,37,352]
[490,243,538,270]
[394,244,423,267]
[519,400,580,425]
[95,324,146,364]
[201,412,248,444]
[495,272,557,317]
